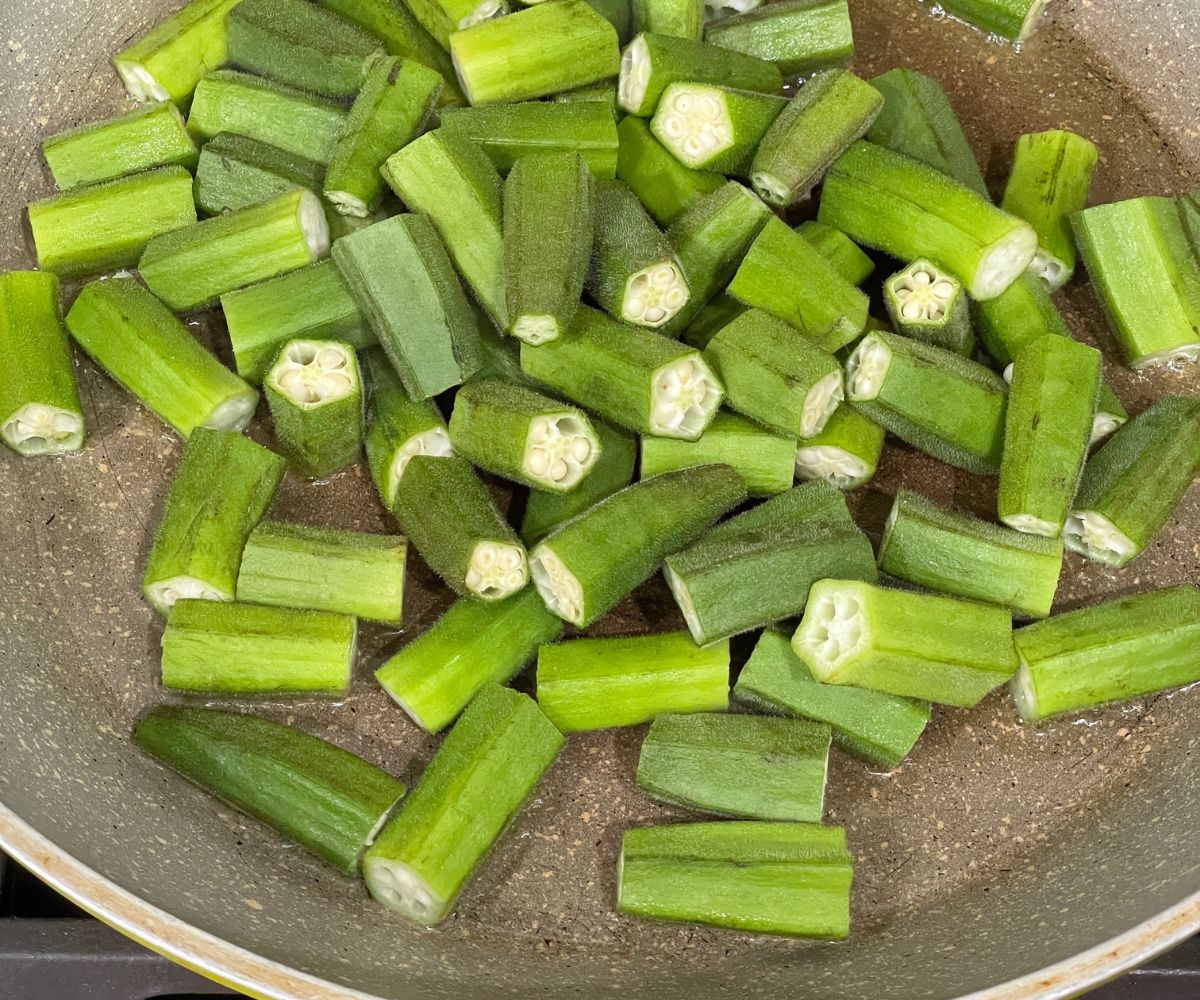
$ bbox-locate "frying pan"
[1,0,1198,997]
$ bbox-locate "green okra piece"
[364,683,563,924]
[883,258,974,356]
[402,0,508,50]
[391,455,529,602]
[935,0,1053,43]
[1072,197,1200,369]
[376,589,563,733]
[641,411,794,496]
[221,262,375,384]
[382,130,507,329]
[142,428,287,616]
[680,293,745,349]
[27,167,196,278]
[530,464,746,626]
[450,1,621,105]
[704,307,844,439]
[866,68,989,199]
[43,102,197,190]
[845,330,1008,475]
[664,487,876,645]
[586,0,635,43]
[162,599,356,695]
[727,217,868,353]
[503,152,594,345]
[618,821,853,939]
[751,69,882,208]
[734,629,930,770]
[65,277,258,439]
[324,57,443,219]
[1092,384,1130,447]
[140,190,329,312]
[537,631,729,730]
[519,306,724,440]
[193,133,325,217]
[662,180,772,336]
[632,0,704,40]
[878,489,1064,619]
[999,335,1101,538]
[441,102,619,179]
[1011,586,1200,723]
[472,317,532,384]
[615,116,725,228]
[333,214,482,399]
[521,421,636,544]
[1064,396,1200,569]
[793,579,1017,707]
[705,0,853,77]
[714,477,853,531]
[617,32,781,117]
[237,521,406,624]
[1000,130,1098,291]
[588,180,691,329]
[113,0,241,104]
[637,713,830,821]
[819,141,1037,301]
[650,83,785,175]
[134,707,405,875]
[0,272,84,457]
[794,404,885,491]
[795,220,874,287]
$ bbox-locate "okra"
[1011,586,1200,722]
[440,102,619,178]
[519,306,724,440]
[1000,130,1098,290]
[391,455,529,602]
[43,102,197,189]
[450,1,621,105]
[845,330,1008,475]
[866,68,989,199]
[751,69,882,208]
[632,0,704,40]
[637,713,830,821]
[999,336,1101,538]
[324,56,443,218]
[529,464,746,626]
[382,131,507,329]
[521,421,637,544]
[878,489,1064,619]
[665,488,876,645]
[473,317,533,384]
[221,262,375,384]
[795,220,874,287]
[935,0,1053,44]
[113,0,240,104]
[65,277,258,439]
[617,32,781,117]
[376,588,563,733]
[27,167,196,278]
[554,81,619,108]
[704,308,843,439]
[193,132,325,217]
[680,293,745,349]
[134,707,405,875]
[883,259,974,356]
[819,141,1037,300]
[705,0,853,77]
[537,631,729,730]
[586,0,635,44]
[713,477,853,530]
[1064,396,1200,569]
[650,83,785,175]
[618,821,853,939]
[615,116,724,227]
[237,521,406,624]
[333,214,482,399]
[1092,384,1130,447]
[187,71,348,165]
[503,152,594,345]
[727,217,868,353]
[734,629,930,770]
[1072,197,1200,369]
[641,411,794,496]
[794,404,885,491]
[363,683,563,925]
[0,272,84,457]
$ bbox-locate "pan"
[1,0,1198,997]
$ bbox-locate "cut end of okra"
[268,341,358,408]
[466,540,529,601]
[651,357,722,438]
[525,413,599,491]
[146,577,233,616]
[794,445,870,490]
[1002,512,1061,539]
[655,86,734,169]
[529,545,584,625]
[976,226,1040,301]
[845,334,890,401]
[298,190,333,259]
[888,261,959,325]
[1008,658,1039,722]
[1131,342,1200,372]
[362,857,446,925]
[114,60,170,104]
[325,190,371,219]
[512,315,561,347]
[617,35,651,115]
[802,371,844,438]
[662,563,703,641]
[793,582,869,677]
[1,403,85,457]
[624,261,690,328]
[1063,511,1139,567]
[1029,248,1070,291]
[388,429,454,500]
[459,0,507,30]
[748,169,790,208]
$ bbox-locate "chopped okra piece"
[650,83,786,175]
[585,0,635,43]
[883,259,974,357]
[193,133,325,217]
[400,0,508,49]
[795,220,874,287]
[794,404,885,491]
[680,294,746,350]
[706,0,853,77]
[936,0,1053,43]
[641,411,795,496]
[632,0,704,40]
[615,116,725,228]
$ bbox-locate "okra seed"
[551,458,569,481]
[570,437,591,462]
[528,449,551,475]
[530,419,551,444]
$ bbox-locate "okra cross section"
[883,259,974,357]
[793,404,885,491]
[650,83,786,175]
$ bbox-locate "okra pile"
[5,0,1200,943]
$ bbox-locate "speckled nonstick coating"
[1,1,1198,997]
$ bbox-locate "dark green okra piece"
[615,115,725,227]
[193,133,325,217]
